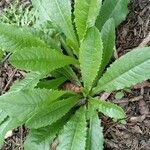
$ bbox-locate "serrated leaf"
[100,18,115,74]
[32,0,79,53]
[9,47,78,73]
[93,47,150,94]
[79,27,103,92]
[24,112,72,150]
[90,98,125,120]
[26,96,80,129]
[86,108,103,150]
[37,77,67,90]
[0,89,66,124]
[96,0,129,30]
[74,0,102,41]
[0,23,47,52]
[9,72,45,92]
[57,107,87,150]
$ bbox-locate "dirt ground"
[0,0,150,150]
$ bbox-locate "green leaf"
[37,77,66,90]
[0,89,66,124]
[0,117,21,147]
[115,91,124,100]
[57,107,87,150]
[90,98,125,120]
[24,112,72,150]
[9,72,46,92]
[56,66,81,86]
[32,0,79,53]
[0,49,3,61]
[79,27,103,92]
[74,0,102,41]
[0,23,47,52]
[100,18,115,74]
[24,135,50,150]
[9,47,78,73]
[96,0,129,30]
[26,96,80,129]
[86,108,103,150]
[93,47,150,94]
[0,110,7,124]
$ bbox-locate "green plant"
[0,0,36,26]
[0,0,149,149]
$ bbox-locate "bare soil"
[0,0,150,150]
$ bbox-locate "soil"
[0,0,150,150]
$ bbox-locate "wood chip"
[138,99,149,115]
[5,130,13,139]
[100,92,111,100]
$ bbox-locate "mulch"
[0,0,150,149]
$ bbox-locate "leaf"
[0,23,47,52]
[37,77,67,90]
[57,107,87,150]
[26,96,80,129]
[96,0,129,30]
[90,98,125,120]
[24,135,50,150]
[0,89,66,124]
[0,49,3,61]
[100,18,115,74]
[0,109,7,125]
[9,72,46,92]
[55,66,81,86]
[79,27,103,92]
[9,47,78,73]
[32,0,79,53]
[24,112,72,150]
[86,108,103,150]
[93,47,150,94]
[0,117,21,147]
[74,0,102,41]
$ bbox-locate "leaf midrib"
[70,113,83,150]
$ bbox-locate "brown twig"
[2,68,17,93]
[138,32,150,48]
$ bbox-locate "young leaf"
[74,0,102,41]
[0,23,47,52]
[0,89,66,124]
[9,72,45,92]
[37,77,67,90]
[26,96,80,129]
[57,107,87,150]
[79,27,103,92]
[32,0,79,53]
[93,47,150,94]
[90,98,125,120]
[96,0,129,30]
[86,108,103,150]
[100,18,115,74]
[9,47,78,73]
